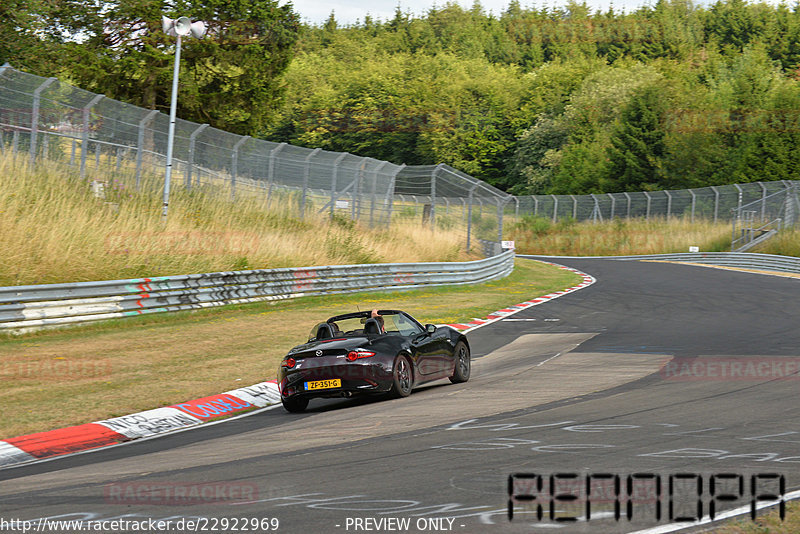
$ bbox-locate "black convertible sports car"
[277,310,470,412]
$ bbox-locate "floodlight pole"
[162,33,183,220]
[161,15,206,220]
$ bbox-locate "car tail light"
[346,349,376,362]
[282,357,296,369]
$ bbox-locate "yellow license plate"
[305,379,341,391]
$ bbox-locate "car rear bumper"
[279,358,393,399]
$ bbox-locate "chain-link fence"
[514,181,800,224]
[730,183,800,251]
[2,63,798,252]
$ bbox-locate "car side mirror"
[425,324,437,334]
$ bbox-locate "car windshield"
[325,311,424,337]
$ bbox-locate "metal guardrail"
[0,251,515,332]
[522,252,800,275]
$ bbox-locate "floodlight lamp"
[161,15,176,36]
[174,16,192,36]
[190,21,207,39]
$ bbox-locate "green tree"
[66,0,300,136]
[606,86,668,191]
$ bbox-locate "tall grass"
[0,153,472,286]
[508,215,733,256]
[753,228,800,257]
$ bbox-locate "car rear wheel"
[282,396,309,413]
[388,354,413,398]
[449,341,470,383]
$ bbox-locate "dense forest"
[4,0,800,194]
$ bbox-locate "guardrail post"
[231,135,250,202]
[185,123,208,190]
[711,186,719,223]
[330,152,347,220]
[135,109,158,189]
[29,77,56,167]
[81,94,104,179]
[266,142,287,208]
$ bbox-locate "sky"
[288,0,663,26]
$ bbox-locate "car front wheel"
[449,341,470,383]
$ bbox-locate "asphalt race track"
[3,257,800,534]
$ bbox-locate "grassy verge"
[753,228,800,257]
[712,502,798,533]
[508,216,733,256]
[0,258,580,439]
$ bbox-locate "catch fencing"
[515,181,800,225]
[0,64,510,251]
[0,250,515,332]
[2,64,799,253]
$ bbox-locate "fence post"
[266,142,287,208]
[711,186,719,223]
[734,184,743,216]
[29,77,56,167]
[757,182,767,222]
[608,193,615,219]
[624,192,631,218]
[430,165,442,230]
[533,195,539,216]
[330,153,347,220]
[231,135,250,202]
[185,123,208,189]
[385,164,403,228]
[689,189,696,222]
[353,157,367,221]
[300,147,321,218]
[467,185,477,251]
[81,94,104,179]
[0,63,10,76]
[570,195,577,219]
[644,192,652,220]
[135,110,158,189]
[370,161,388,227]
[497,198,504,242]
[551,194,558,222]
